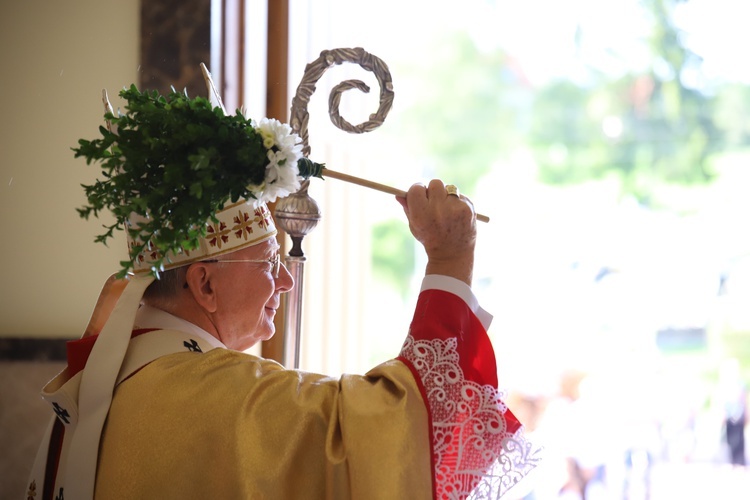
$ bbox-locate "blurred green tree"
[388,32,531,196]
[530,0,725,204]
[371,219,415,300]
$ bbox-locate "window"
[230,0,750,495]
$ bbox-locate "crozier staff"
[25,73,538,500]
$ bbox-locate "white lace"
[400,335,541,499]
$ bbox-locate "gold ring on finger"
[446,184,460,197]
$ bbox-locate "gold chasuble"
[27,288,538,499]
[98,353,431,499]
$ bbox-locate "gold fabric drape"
[96,350,432,499]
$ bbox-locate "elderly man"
[26,82,537,499]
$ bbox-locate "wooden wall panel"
[140,0,212,97]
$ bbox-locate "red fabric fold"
[402,289,521,434]
[66,329,157,377]
[407,289,499,390]
[399,289,524,499]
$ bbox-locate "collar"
[134,305,227,350]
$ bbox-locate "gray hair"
[142,266,189,305]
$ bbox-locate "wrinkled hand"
[397,179,476,285]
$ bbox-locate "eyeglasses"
[204,254,282,278]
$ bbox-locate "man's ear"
[185,263,218,313]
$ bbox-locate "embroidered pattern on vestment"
[400,335,540,499]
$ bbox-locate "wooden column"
[262,0,290,363]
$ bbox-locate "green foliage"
[713,84,750,148]
[371,219,415,300]
[530,81,613,184]
[74,85,295,277]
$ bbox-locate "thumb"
[396,195,408,214]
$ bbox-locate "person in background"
[720,358,747,467]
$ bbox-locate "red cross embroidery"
[255,207,273,229]
[232,210,254,240]
[207,221,229,248]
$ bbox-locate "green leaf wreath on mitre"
[73,85,325,278]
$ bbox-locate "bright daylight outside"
[291,0,750,498]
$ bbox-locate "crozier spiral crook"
[290,47,394,156]
[274,47,394,369]
[286,47,489,223]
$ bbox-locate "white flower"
[252,118,304,204]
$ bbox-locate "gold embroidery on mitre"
[232,210,254,240]
[255,206,273,230]
[129,239,161,264]
[127,200,276,274]
[206,221,229,248]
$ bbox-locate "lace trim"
[400,335,541,499]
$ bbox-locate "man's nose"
[276,262,294,292]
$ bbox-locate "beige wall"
[0,0,139,337]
